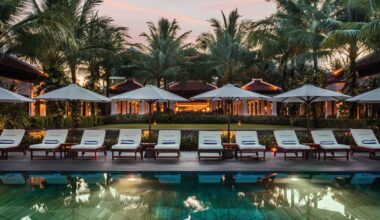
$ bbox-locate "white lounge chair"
[71,130,106,160]
[198,131,223,160]
[29,129,69,160]
[0,129,26,159]
[351,129,380,159]
[111,129,142,160]
[311,130,350,160]
[236,131,266,160]
[274,130,310,159]
[154,130,181,159]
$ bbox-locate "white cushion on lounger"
[238,144,265,150]
[112,129,141,150]
[198,131,223,150]
[351,129,380,149]
[198,144,223,150]
[279,144,310,150]
[154,130,181,150]
[311,130,350,150]
[274,130,310,150]
[0,129,25,149]
[236,131,265,150]
[320,144,350,149]
[72,130,105,150]
[112,143,140,150]
[29,129,68,149]
[29,143,61,149]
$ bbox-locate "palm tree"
[248,0,333,86]
[321,0,372,96]
[197,9,251,84]
[133,18,191,89]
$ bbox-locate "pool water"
[1,172,380,219]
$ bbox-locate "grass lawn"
[96,123,300,130]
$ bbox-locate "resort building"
[0,54,46,116]
[241,78,282,116]
[109,78,283,116]
[110,78,146,115]
[168,81,217,113]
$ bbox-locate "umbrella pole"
[148,101,153,138]
[70,101,75,141]
[306,101,311,142]
[227,100,232,143]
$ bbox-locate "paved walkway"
[1,151,380,172]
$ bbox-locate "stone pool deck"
[1,151,380,172]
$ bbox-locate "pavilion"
[0,54,46,116]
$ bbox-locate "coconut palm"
[249,0,334,86]
[321,0,372,96]
[133,18,192,89]
[197,9,251,84]
[0,0,26,49]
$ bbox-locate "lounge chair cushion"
[351,129,380,149]
[238,144,265,150]
[241,140,256,145]
[73,130,106,149]
[279,144,310,150]
[198,144,223,150]
[120,140,135,144]
[29,143,61,149]
[112,143,140,150]
[155,144,180,150]
[0,140,14,144]
[71,144,103,150]
[0,129,25,148]
[320,141,335,145]
[83,141,98,145]
[203,140,217,145]
[362,140,377,145]
[155,130,181,150]
[320,144,350,149]
[281,140,297,145]
[44,140,59,144]
[0,143,19,149]
[162,140,176,145]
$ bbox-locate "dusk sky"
[98,0,276,43]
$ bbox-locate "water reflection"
[0,172,380,219]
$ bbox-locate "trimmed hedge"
[29,112,379,131]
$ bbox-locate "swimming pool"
[1,172,380,219]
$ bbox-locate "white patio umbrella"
[0,87,34,103]
[273,84,350,131]
[191,84,270,141]
[35,84,110,134]
[111,84,188,135]
[346,87,380,103]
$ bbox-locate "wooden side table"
[60,142,79,159]
[302,143,319,158]
[141,143,156,158]
[223,143,238,159]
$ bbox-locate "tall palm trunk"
[348,43,359,118]
[69,63,77,84]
